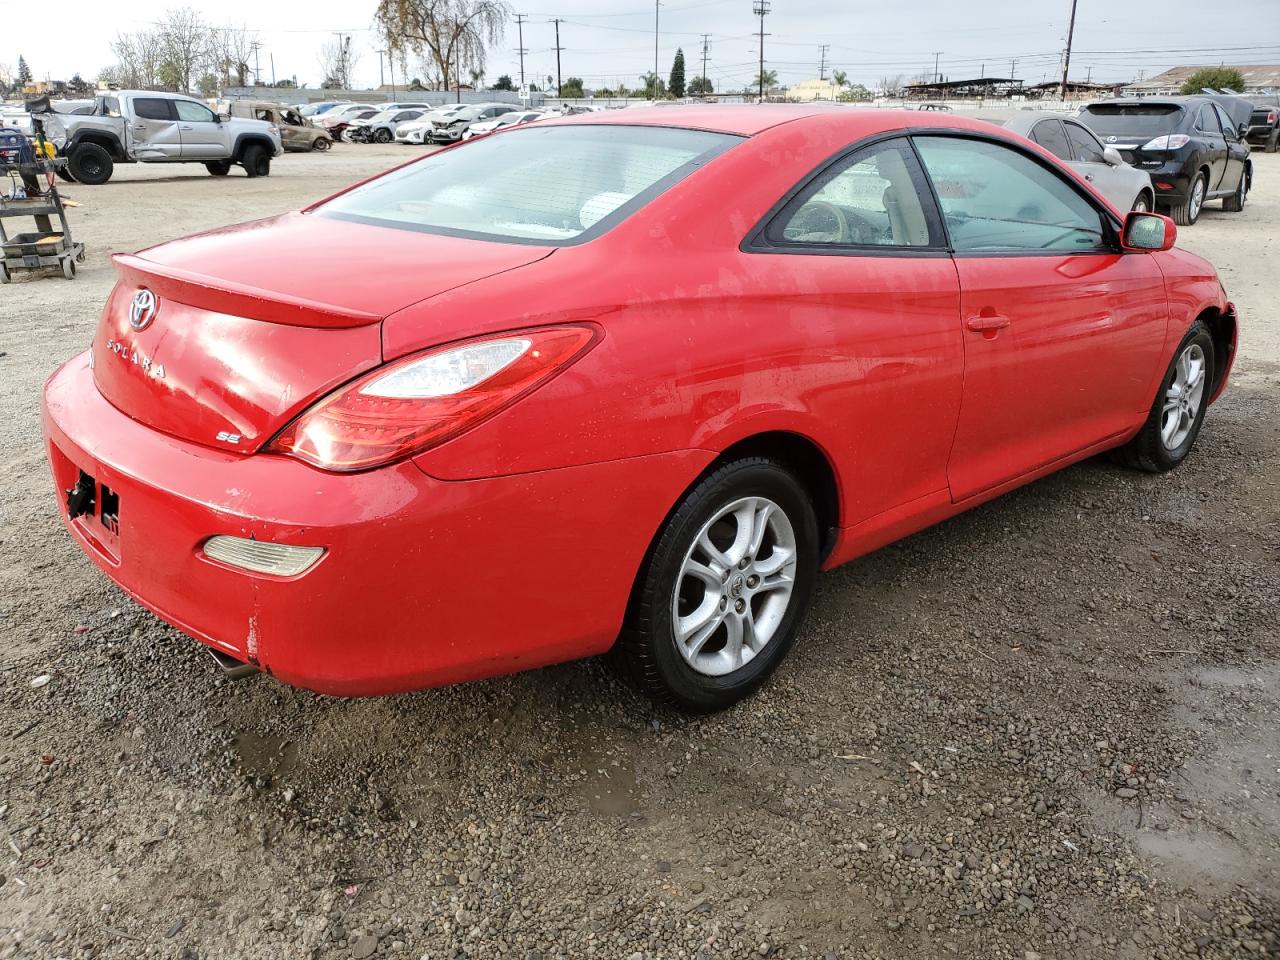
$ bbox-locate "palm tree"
[754,69,778,97]
[832,69,848,87]
[469,68,485,89]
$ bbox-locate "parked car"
[38,90,283,184]
[1244,94,1280,152]
[462,110,544,139]
[229,101,332,152]
[320,108,379,141]
[427,103,518,143]
[1077,97,1252,225]
[394,104,470,144]
[315,103,376,127]
[1003,112,1154,211]
[43,108,1237,710]
[298,101,344,118]
[347,108,428,143]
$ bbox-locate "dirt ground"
[1,143,1277,960]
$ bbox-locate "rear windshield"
[317,124,739,244]
[1079,103,1183,138]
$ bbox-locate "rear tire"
[66,143,113,185]
[1266,127,1279,153]
[1115,321,1214,473]
[240,145,270,178]
[61,257,76,280]
[205,160,232,176]
[55,166,76,183]
[1222,170,1248,212]
[619,458,820,712]
[1169,172,1206,226]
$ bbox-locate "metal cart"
[0,157,86,283]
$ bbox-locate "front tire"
[313,137,331,151]
[374,127,393,143]
[1131,191,1152,212]
[1222,169,1248,212]
[240,145,270,178]
[620,458,819,712]
[1170,172,1206,226]
[1115,322,1214,473]
[66,143,113,185]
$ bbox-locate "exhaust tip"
[207,647,261,681]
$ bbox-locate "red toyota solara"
[43,106,1236,710]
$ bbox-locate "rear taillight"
[1141,134,1191,150]
[268,325,598,472]
[1269,111,1278,124]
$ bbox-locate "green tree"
[17,54,31,85]
[688,75,713,95]
[754,68,777,96]
[639,71,664,98]
[832,69,847,87]
[839,82,872,102]
[491,73,515,90]
[668,47,686,99]
[1180,66,1245,94]
[560,76,584,97]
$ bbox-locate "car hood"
[92,213,555,451]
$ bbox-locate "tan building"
[1126,65,1280,95]
[787,78,841,102]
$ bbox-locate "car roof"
[1083,98,1192,109]
[1001,111,1077,135]
[539,104,1012,139]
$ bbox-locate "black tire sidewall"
[68,144,112,185]
[630,460,819,711]
[241,146,269,177]
[1139,324,1215,470]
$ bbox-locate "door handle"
[966,313,1012,333]
[180,124,193,130]
[1084,173,1094,182]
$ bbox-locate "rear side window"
[765,139,938,248]
[133,98,173,121]
[914,136,1108,253]
[1213,104,1239,140]
[1065,121,1105,163]
[318,124,739,244]
[1194,105,1220,135]
[1029,120,1071,160]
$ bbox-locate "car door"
[747,137,964,526]
[127,96,182,160]
[174,99,227,158]
[1194,104,1228,191]
[1212,103,1248,192]
[1063,118,1131,210]
[911,134,1170,501]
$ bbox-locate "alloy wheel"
[1190,177,1205,220]
[1161,342,1207,450]
[672,496,797,677]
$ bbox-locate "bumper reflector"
[203,536,325,577]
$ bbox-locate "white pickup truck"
[39,90,283,185]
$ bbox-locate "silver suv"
[39,90,283,185]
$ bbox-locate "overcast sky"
[12,0,1280,93]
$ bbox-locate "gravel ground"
[1,144,1277,960]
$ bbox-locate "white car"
[394,104,470,144]
[461,110,545,139]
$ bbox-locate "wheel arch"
[233,134,275,161]
[68,131,124,160]
[1198,304,1237,403]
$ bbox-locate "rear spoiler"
[112,254,382,329]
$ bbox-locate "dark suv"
[1244,94,1279,152]
[1078,97,1252,225]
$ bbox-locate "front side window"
[914,136,1108,253]
[1029,120,1071,161]
[1065,121,1105,163]
[766,140,936,248]
[133,98,173,121]
[317,124,738,244]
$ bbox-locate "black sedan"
[1078,97,1252,225]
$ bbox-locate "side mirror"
[218,112,230,123]
[1121,211,1176,252]
[1102,145,1124,167]
[1238,122,1249,139]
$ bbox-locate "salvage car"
[1244,94,1280,152]
[427,103,518,143]
[43,107,1237,710]
[1078,97,1252,225]
[229,101,332,152]
[1003,112,1154,212]
[462,110,545,139]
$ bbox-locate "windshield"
[317,124,738,244]
[1079,103,1183,138]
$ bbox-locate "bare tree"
[109,29,164,88]
[317,37,360,89]
[156,7,212,92]
[376,0,509,93]
[212,24,258,87]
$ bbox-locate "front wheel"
[374,127,392,143]
[1170,173,1206,226]
[240,145,270,178]
[1131,191,1152,212]
[1222,170,1248,212]
[619,458,819,711]
[313,137,331,151]
[1115,322,1215,473]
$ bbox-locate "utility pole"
[1059,0,1078,100]
[1009,57,1018,79]
[333,33,350,90]
[932,51,942,82]
[552,18,564,98]
[653,0,660,99]
[514,13,528,89]
[376,49,386,90]
[251,40,262,86]
[389,53,396,94]
[269,53,276,87]
[818,43,829,81]
[753,0,770,102]
[700,34,710,96]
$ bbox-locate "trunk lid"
[92,213,553,452]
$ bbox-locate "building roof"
[1126,65,1280,91]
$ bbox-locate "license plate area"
[52,445,121,561]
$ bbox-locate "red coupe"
[43,107,1237,710]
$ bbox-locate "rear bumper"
[43,353,708,695]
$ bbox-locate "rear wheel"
[67,143,113,185]
[1266,127,1279,153]
[55,166,76,183]
[1115,321,1214,473]
[240,145,270,178]
[1169,172,1206,226]
[205,160,232,176]
[61,257,76,280]
[1222,169,1248,212]
[620,458,819,712]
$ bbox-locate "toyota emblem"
[129,288,158,331]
